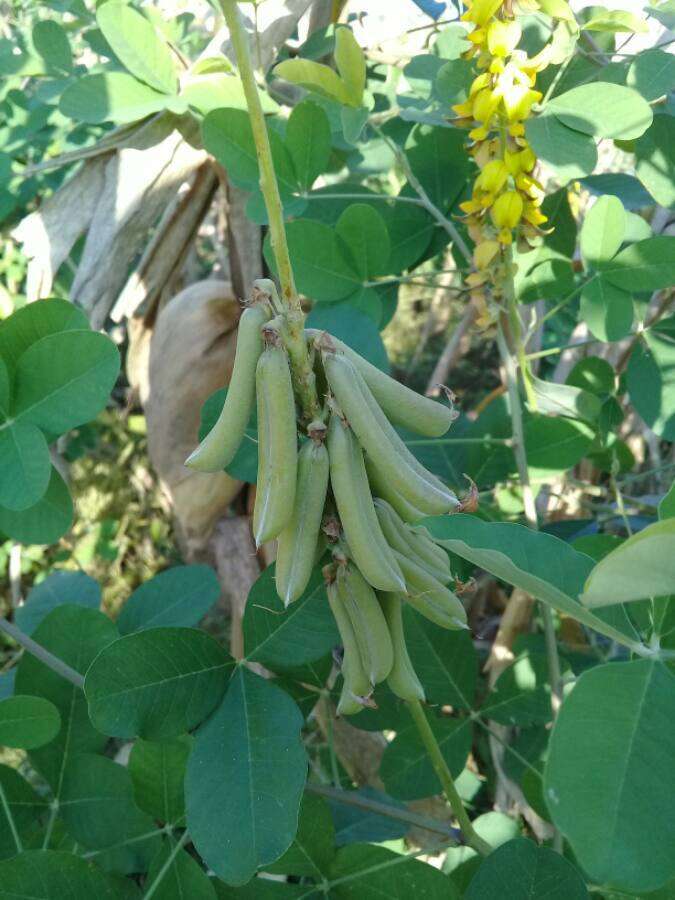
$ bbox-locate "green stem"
[0,780,22,855]
[406,699,490,856]
[42,800,59,850]
[220,0,319,421]
[143,831,191,900]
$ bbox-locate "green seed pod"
[327,414,405,593]
[337,563,394,685]
[307,329,455,437]
[374,499,451,584]
[364,457,427,524]
[394,550,467,630]
[185,302,271,471]
[253,343,298,546]
[379,592,425,702]
[323,352,457,516]
[275,438,329,606]
[327,579,372,703]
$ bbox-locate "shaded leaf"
[329,844,456,899]
[0,695,60,749]
[285,101,331,193]
[266,792,335,878]
[145,838,216,900]
[129,737,191,824]
[185,667,307,885]
[15,570,101,636]
[117,565,220,634]
[0,850,141,899]
[85,627,234,740]
[60,72,170,124]
[0,421,51,511]
[525,113,597,183]
[545,660,675,892]
[547,82,653,140]
[97,1,177,94]
[0,467,72,545]
[580,277,634,342]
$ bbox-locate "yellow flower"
[469,72,491,96]
[459,198,483,215]
[475,159,509,194]
[487,19,522,57]
[491,191,523,230]
[472,87,500,122]
[523,202,548,227]
[462,0,504,27]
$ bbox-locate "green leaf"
[244,563,338,673]
[405,124,468,209]
[530,375,601,423]
[480,650,554,726]
[424,515,641,646]
[0,467,72,545]
[334,27,365,106]
[13,330,120,436]
[567,357,615,395]
[444,812,520,891]
[335,204,390,279]
[659,482,675,520]
[181,73,277,116]
[0,850,141,899]
[604,236,675,291]
[435,59,473,105]
[466,838,589,899]
[381,716,472,801]
[266,792,335,877]
[329,844,456,899]
[581,519,675,606]
[0,695,60,749]
[580,277,634,342]
[60,72,170,124]
[306,305,390,370]
[267,219,360,302]
[32,21,72,73]
[0,358,8,419]
[635,116,675,209]
[627,317,675,440]
[0,299,88,381]
[15,570,101,636]
[60,753,161,874]
[628,49,675,101]
[85,626,234,740]
[525,113,597,183]
[285,101,331,193]
[582,9,648,32]
[202,109,297,199]
[524,415,595,477]
[185,667,307,885]
[403,604,476,707]
[0,421,51,511]
[117,565,220,634]
[146,838,216,900]
[580,195,626,268]
[97,1,177,94]
[547,82,653,140]
[0,766,49,860]
[273,58,351,105]
[380,200,435,274]
[327,787,408,847]
[129,737,191,824]
[14,606,118,790]
[545,660,675,892]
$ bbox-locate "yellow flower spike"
[491,190,524,230]
[519,146,536,172]
[487,19,522,57]
[498,227,514,244]
[475,159,509,194]
[459,198,483,215]
[474,239,501,270]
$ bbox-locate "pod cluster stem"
[406,698,491,857]
[220,0,320,422]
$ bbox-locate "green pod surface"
[365,458,426,524]
[307,329,454,437]
[374,499,451,585]
[323,353,456,516]
[379,592,425,702]
[327,580,372,701]
[186,303,271,471]
[275,439,330,606]
[337,564,394,685]
[327,415,405,593]
[394,550,467,630]
[253,345,298,546]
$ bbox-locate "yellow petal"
[474,239,501,270]
[491,190,524,229]
[475,159,509,193]
[487,19,522,57]
[464,0,504,26]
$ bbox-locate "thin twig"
[0,617,84,689]
[306,782,460,842]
